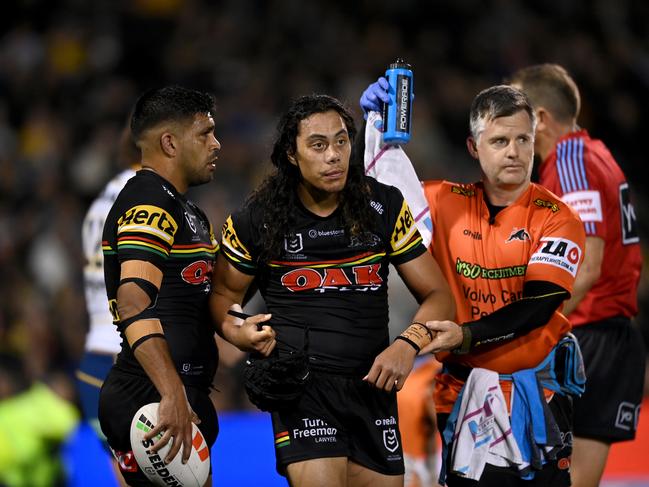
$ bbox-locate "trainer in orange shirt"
[360,83,585,486]
[429,86,586,486]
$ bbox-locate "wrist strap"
[398,322,434,352]
[411,321,434,340]
[395,335,420,353]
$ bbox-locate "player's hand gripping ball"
[130,402,210,487]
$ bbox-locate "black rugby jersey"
[221,177,426,373]
[102,170,219,388]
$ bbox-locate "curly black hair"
[247,94,374,263]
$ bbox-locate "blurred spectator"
[0,354,79,487]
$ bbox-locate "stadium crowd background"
[0,0,648,483]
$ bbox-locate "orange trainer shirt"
[423,180,585,413]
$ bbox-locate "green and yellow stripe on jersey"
[116,235,169,258]
[169,242,219,259]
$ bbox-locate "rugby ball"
[130,402,210,487]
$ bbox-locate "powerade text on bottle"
[381,58,413,144]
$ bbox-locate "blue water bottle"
[382,58,413,144]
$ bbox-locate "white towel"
[451,368,527,480]
[363,111,433,247]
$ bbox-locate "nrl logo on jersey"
[284,233,303,253]
[506,227,530,243]
[382,428,399,453]
[184,211,197,233]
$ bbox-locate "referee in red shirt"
[510,63,645,487]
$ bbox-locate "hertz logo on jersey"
[391,200,416,250]
[533,198,560,213]
[117,205,178,244]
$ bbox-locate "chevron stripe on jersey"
[556,137,596,235]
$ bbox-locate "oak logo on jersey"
[117,205,178,244]
[533,198,560,213]
[455,258,526,280]
[281,264,383,292]
[181,259,213,288]
[451,185,475,197]
[506,228,530,243]
[529,237,581,277]
[391,200,416,250]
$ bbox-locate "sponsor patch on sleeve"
[390,199,419,253]
[117,205,178,244]
[561,190,603,223]
[221,216,253,264]
[529,237,582,277]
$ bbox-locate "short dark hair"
[469,85,536,140]
[507,64,580,124]
[130,86,216,142]
[270,94,357,170]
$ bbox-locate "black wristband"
[131,333,165,352]
[395,335,420,353]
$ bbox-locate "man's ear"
[466,136,478,159]
[160,132,177,158]
[535,108,549,134]
[287,152,297,166]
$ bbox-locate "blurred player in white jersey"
[76,125,139,485]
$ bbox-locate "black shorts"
[98,368,218,487]
[437,393,573,487]
[572,317,646,442]
[271,371,405,476]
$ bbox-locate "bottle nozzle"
[390,58,411,70]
